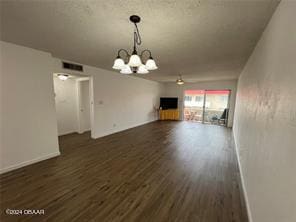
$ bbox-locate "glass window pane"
[184,90,205,122]
[203,90,230,126]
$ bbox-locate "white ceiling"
[0,0,279,82]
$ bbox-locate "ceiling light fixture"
[57,74,69,81]
[176,75,185,85]
[112,15,158,74]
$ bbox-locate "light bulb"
[176,76,184,85]
[112,57,125,70]
[58,74,69,81]
[176,80,184,85]
[145,58,158,70]
[137,65,149,74]
[128,54,142,67]
[120,65,132,74]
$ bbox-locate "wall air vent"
[62,62,83,72]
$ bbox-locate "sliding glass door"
[183,90,205,122]
[203,90,230,126]
[184,90,230,126]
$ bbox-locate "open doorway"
[53,73,92,137]
[183,90,230,126]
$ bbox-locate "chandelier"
[112,15,158,74]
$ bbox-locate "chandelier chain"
[134,23,142,46]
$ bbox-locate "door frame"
[76,76,95,136]
[77,78,89,134]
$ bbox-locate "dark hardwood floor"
[0,121,248,222]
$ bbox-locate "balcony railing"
[184,107,226,125]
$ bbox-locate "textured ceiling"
[0,0,279,82]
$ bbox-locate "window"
[185,96,192,101]
[220,95,228,102]
[195,96,202,102]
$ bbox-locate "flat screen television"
[160,97,178,110]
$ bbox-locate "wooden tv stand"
[159,109,179,120]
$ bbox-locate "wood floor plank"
[0,121,248,222]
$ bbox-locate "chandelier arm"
[140,49,152,58]
[117,49,130,64]
[117,49,130,57]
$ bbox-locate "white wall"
[53,77,79,136]
[87,66,163,138]
[233,1,296,222]
[163,80,237,127]
[0,41,60,173]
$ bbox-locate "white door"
[78,80,91,133]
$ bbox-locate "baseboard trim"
[233,131,253,222]
[58,131,80,136]
[92,119,158,139]
[0,151,61,174]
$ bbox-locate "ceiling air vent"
[62,62,83,72]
